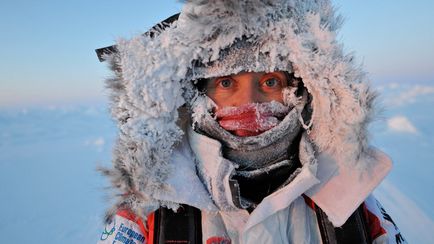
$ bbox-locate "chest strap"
[316,204,371,244]
[153,204,202,244]
[153,202,371,244]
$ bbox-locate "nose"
[234,85,258,106]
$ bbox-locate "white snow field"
[0,83,433,243]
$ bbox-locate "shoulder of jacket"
[97,210,152,244]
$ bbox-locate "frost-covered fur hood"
[101,0,379,221]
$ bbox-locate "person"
[96,0,406,243]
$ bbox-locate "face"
[205,71,288,108]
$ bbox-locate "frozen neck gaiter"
[191,86,311,206]
[197,101,302,168]
[193,100,303,206]
[215,102,289,137]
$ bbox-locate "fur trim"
[102,0,378,221]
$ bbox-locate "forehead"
[213,71,287,80]
[228,71,265,79]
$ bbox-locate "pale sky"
[1,0,433,108]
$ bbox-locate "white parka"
[98,0,406,243]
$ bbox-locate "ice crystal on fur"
[102,0,377,221]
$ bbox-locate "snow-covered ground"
[371,82,434,243]
[0,82,433,243]
[0,105,115,243]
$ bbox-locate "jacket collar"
[305,148,392,226]
[152,133,218,212]
[187,128,391,228]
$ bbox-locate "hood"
[100,0,379,222]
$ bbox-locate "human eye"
[261,76,283,90]
[216,77,234,89]
[264,78,279,87]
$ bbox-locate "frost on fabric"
[102,0,379,221]
[191,96,304,152]
[216,102,290,134]
[182,0,376,172]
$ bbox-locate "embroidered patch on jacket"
[98,214,146,244]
